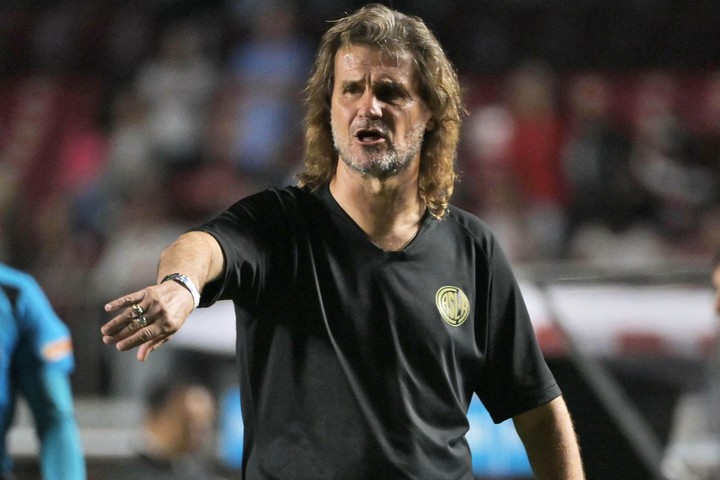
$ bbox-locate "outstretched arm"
[513,396,585,480]
[101,231,224,361]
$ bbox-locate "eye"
[342,83,363,95]
[375,84,408,103]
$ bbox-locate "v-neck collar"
[313,183,433,257]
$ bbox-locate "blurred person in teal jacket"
[0,263,85,480]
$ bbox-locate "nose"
[358,90,382,119]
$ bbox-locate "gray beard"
[332,121,426,180]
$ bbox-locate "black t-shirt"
[195,185,560,479]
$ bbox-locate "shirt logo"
[435,286,470,327]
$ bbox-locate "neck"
[330,161,425,251]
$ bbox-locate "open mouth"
[355,129,387,144]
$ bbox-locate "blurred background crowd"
[2,1,720,475]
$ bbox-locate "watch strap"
[161,273,201,308]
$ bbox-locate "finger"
[130,303,145,317]
[101,297,155,337]
[102,312,148,344]
[101,312,132,339]
[104,290,147,313]
[101,306,141,338]
[114,321,158,352]
[138,337,169,362]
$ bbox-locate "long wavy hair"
[296,3,464,218]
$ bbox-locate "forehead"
[334,44,417,82]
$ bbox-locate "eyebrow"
[339,79,361,88]
[339,78,410,93]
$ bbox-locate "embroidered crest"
[435,286,470,327]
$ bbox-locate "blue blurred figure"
[0,263,85,480]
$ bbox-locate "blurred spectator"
[222,2,311,187]
[53,79,109,241]
[627,72,715,246]
[559,73,637,257]
[2,76,63,270]
[504,60,567,259]
[2,73,106,286]
[9,75,107,317]
[93,87,154,234]
[105,382,229,480]
[134,20,220,170]
[0,263,85,480]
[29,190,103,318]
[460,104,535,262]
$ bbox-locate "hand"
[101,281,195,361]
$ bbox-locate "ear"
[425,118,435,131]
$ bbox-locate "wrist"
[161,273,201,308]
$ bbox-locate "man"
[0,263,85,480]
[105,382,229,479]
[102,4,584,479]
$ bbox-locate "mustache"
[352,120,390,136]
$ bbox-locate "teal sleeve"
[17,366,86,480]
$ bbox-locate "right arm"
[19,367,86,480]
[155,230,225,290]
[16,273,86,479]
[101,231,224,361]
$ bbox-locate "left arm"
[513,396,584,480]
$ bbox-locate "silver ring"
[135,316,148,327]
[131,304,144,316]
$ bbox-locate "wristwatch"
[161,273,201,308]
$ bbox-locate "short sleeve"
[474,235,560,423]
[191,189,292,309]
